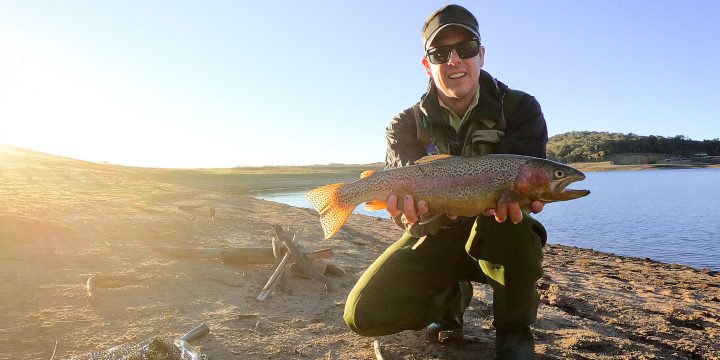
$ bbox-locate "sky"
[1,1,719,168]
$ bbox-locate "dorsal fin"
[360,170,376,179]
[414,154,455,164]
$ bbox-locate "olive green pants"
[344,214,546,336]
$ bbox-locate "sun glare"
[0,35,194,167]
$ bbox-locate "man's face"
[422,27,485,101]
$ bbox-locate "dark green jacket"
[386,70,548,169]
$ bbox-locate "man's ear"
[478,46,485,68]
[421,56,432,77]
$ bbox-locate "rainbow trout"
[305,154,590,239]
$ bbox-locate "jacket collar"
[418,69,506,128]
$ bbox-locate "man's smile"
[448,72,466,79]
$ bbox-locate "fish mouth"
[544,174,590,202]
[551,188,591,201]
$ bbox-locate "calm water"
[254,169,720,270]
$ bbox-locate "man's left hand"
[483,200,544,224]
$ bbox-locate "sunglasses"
[426,39,480,64]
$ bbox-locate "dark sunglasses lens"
[456,41,479,59]
[427,47,450,64]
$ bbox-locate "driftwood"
[86,273,145,304]
[256,225,336,301]
[151,246,333,265]
[290,259,328,278]
[292,261,346,278]
[274,225,334,292]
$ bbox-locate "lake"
[254,168,720,271]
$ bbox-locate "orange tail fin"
[305,183,355,239]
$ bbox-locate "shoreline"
[571,160,720,172]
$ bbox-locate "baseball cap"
[422,4,481,50]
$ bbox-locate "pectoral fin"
[363,200,387,211]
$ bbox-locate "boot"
[425,281,473,343]
[494,326,535,360]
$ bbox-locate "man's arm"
[497,94,548,158]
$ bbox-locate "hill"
[547,131,720,163]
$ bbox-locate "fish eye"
[553,169,565,178]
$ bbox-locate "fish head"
[514,158,590,203]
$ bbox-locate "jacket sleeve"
[496,94,548,158]
[385,107,427,169]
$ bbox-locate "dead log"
[151,246,333,265]
[177,205,205,211]
[86,273,144,304]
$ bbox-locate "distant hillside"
[547,131,720,163]
[0,144,384,193]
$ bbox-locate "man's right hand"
[386,194,457,225]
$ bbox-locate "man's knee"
[343,295,384,337]
[467,215,545,267]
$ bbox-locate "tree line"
[547,131,720,163]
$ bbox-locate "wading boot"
[425,282,472,343]
[494,326,535,360]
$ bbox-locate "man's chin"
[439,82,476,98]
[442,89,474,100]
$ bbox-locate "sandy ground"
[1,146,719,360]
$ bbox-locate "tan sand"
[0,145,718,359]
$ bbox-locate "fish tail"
[305,183,355,239]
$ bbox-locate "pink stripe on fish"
[415,174,494,189]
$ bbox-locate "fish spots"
[415,174,493,191]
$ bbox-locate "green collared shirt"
[437,89,481,132]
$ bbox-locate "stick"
[256,248,293,301]
[272,236,289,291]
[373,339,385,360]
[49,340,58,360]
[256,226,301,301]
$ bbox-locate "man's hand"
[483,200,544,224]
[386,194,457,225]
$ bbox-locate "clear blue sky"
[1,1,718,168]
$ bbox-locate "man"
[343,4,548,359]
